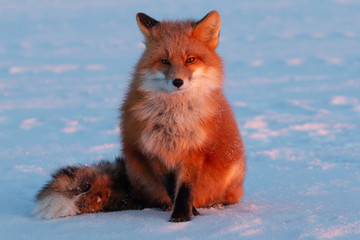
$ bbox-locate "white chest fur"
[132,91,214,169]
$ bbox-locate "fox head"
[134,11,224,94]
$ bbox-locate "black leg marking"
[170,184,193,222]
[164,171,176,203]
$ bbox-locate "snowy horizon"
[1,0,360,239]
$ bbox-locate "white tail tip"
[34,194,80,219]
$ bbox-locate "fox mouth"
[172,87,188,93]
[158,85,190,94]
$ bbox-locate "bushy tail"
[34,157,141,219]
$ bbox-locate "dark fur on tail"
[34,157,142,219]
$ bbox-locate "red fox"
[34,10,246,222]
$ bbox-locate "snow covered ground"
[1,0,360,239]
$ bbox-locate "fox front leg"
[170,183,196,222]
[169,160,200,222]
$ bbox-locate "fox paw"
[169,211,191,223]
[207,202,223,209]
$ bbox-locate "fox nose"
[172,78,184,88]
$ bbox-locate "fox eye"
[161,59,170,65]
[186,57,196,63]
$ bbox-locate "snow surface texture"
[1,0,360,239]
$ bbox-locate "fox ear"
[192,11,221,49]
[136,13,160,37]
